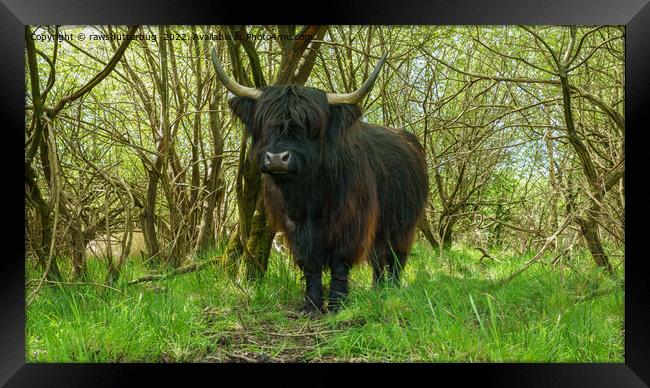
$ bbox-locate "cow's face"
[255,120,319,180]
[229,86,331,183]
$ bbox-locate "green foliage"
[27,244,623,362]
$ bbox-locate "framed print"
[3,0,649,385]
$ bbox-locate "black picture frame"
[3,0,648,386]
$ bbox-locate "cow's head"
[211,49,386,183]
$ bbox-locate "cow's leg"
[387,227,416,287]
[327,256,351,312]
[300,264,324,315]
[294,221,325,315]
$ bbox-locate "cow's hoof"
[326,302,344,314]
[298,303,323,318]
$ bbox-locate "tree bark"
[25,165,61,279]
[244,199,275,281]
[438,217,457,250]
[143,159,162,264]
[556,27,613,273]
[196,85,225,253]
[418,210,439,248]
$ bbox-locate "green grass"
[26,242,624,362]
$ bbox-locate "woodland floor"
[26,242,624,362]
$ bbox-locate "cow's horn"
[211,47,262,99]
[326,53,388,105]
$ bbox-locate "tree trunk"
[25,165,61,279]
[221,32,271,279]
[197,89,226,253]
[577,216,613,273]
[490,203,505,249]
[142,164,162,263]
[224,228,244,279]
[222,25,326,281]
[545,128,559,252]
[552,28,613,273]
[244,200,275,282]
[237,159,272,279]
[438,214,457,250]
[418,211,439,248]
[68,217,87,279]
[558,58,613,273]
[439,223,454,249]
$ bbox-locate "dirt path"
[200,307,367,362]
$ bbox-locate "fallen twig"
[219,349,261,363]
[26,279,123,293]
[128,256,222,285]
[474,247,503,263]
[260,329,342,337]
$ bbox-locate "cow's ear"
[327,103,362,141]
[228,96,257,136]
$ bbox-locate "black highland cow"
[212,50,429,314]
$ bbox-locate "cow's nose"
[263,151,292,173]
